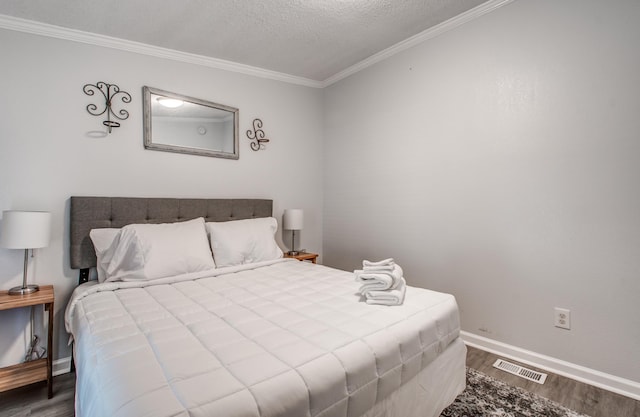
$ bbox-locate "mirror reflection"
[143,86,239,159]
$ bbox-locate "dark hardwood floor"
[1,346,638,417]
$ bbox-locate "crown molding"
[0,0,511,90]
[321,0,514,87]
[0,14,324,88]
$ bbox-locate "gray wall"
[0,28,324,366]
[323,0,640,383]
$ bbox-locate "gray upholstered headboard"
[70,197,273,282]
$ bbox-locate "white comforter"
[65,259,462,417]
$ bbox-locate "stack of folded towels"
[354,258,406,306]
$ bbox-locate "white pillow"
[102,217,216,281]
[89,228,120,283]
[206,217,283,267]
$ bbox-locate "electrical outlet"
[554,307,571,330]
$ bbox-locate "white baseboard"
[460,331,640,401]
[52,356,72,377]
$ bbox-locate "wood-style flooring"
[0,370,74,417]
[464,346,640,417]
[0,345,638,417]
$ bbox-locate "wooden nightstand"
[284,252,319,263]
[0,285,54,398]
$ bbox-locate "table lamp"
[283,209,303,256]
[0,210,51,295]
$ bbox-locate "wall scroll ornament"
[83,82,131,133]
[246,118,270,151]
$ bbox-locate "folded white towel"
[354,265,404,292]
[362,258,395,272]
[363,264,395,272]
[365,278,406,306]
[363,258,394,267]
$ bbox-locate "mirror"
[143,86,239,159]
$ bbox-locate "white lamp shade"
[0,210,51,249]
[283,209,304,230]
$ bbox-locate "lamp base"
[287,251,300,256]
[8,284,40,296]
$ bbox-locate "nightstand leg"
[46,301,53,398]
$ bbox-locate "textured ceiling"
[0,0,490,82]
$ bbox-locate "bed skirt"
[360,337,467,417]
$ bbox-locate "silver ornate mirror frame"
[143,86,239,160]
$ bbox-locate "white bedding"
[65,259,465,417]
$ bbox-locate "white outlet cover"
[554,307,571,330]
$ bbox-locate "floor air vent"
[492,359,548,384]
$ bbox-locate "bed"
[65,196,466,417]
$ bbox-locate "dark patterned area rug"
[441,368,591,417]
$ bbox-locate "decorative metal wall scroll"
[83,82,131,133]
[246,118,270,151]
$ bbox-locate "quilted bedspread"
[65,259,461,417]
